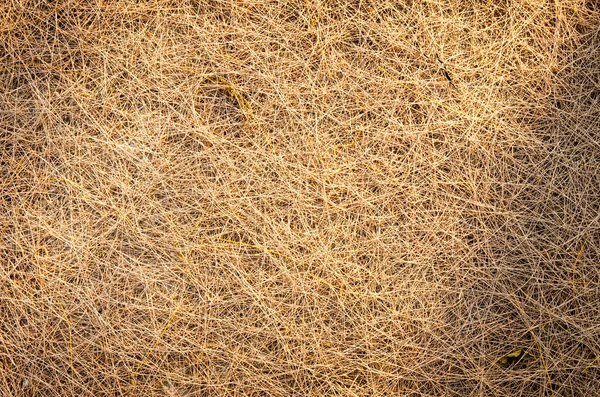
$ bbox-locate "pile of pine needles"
[1,0,599,395]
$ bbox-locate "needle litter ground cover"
[1,1,600,396]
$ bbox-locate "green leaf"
[498,349,534,368]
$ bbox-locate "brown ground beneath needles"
[1,1,600,396]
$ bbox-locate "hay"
[1,0,599,395]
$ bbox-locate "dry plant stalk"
[1,0,599,396]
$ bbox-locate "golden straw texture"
[1,1,599,396]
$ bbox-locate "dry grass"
[1,0,600,396]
